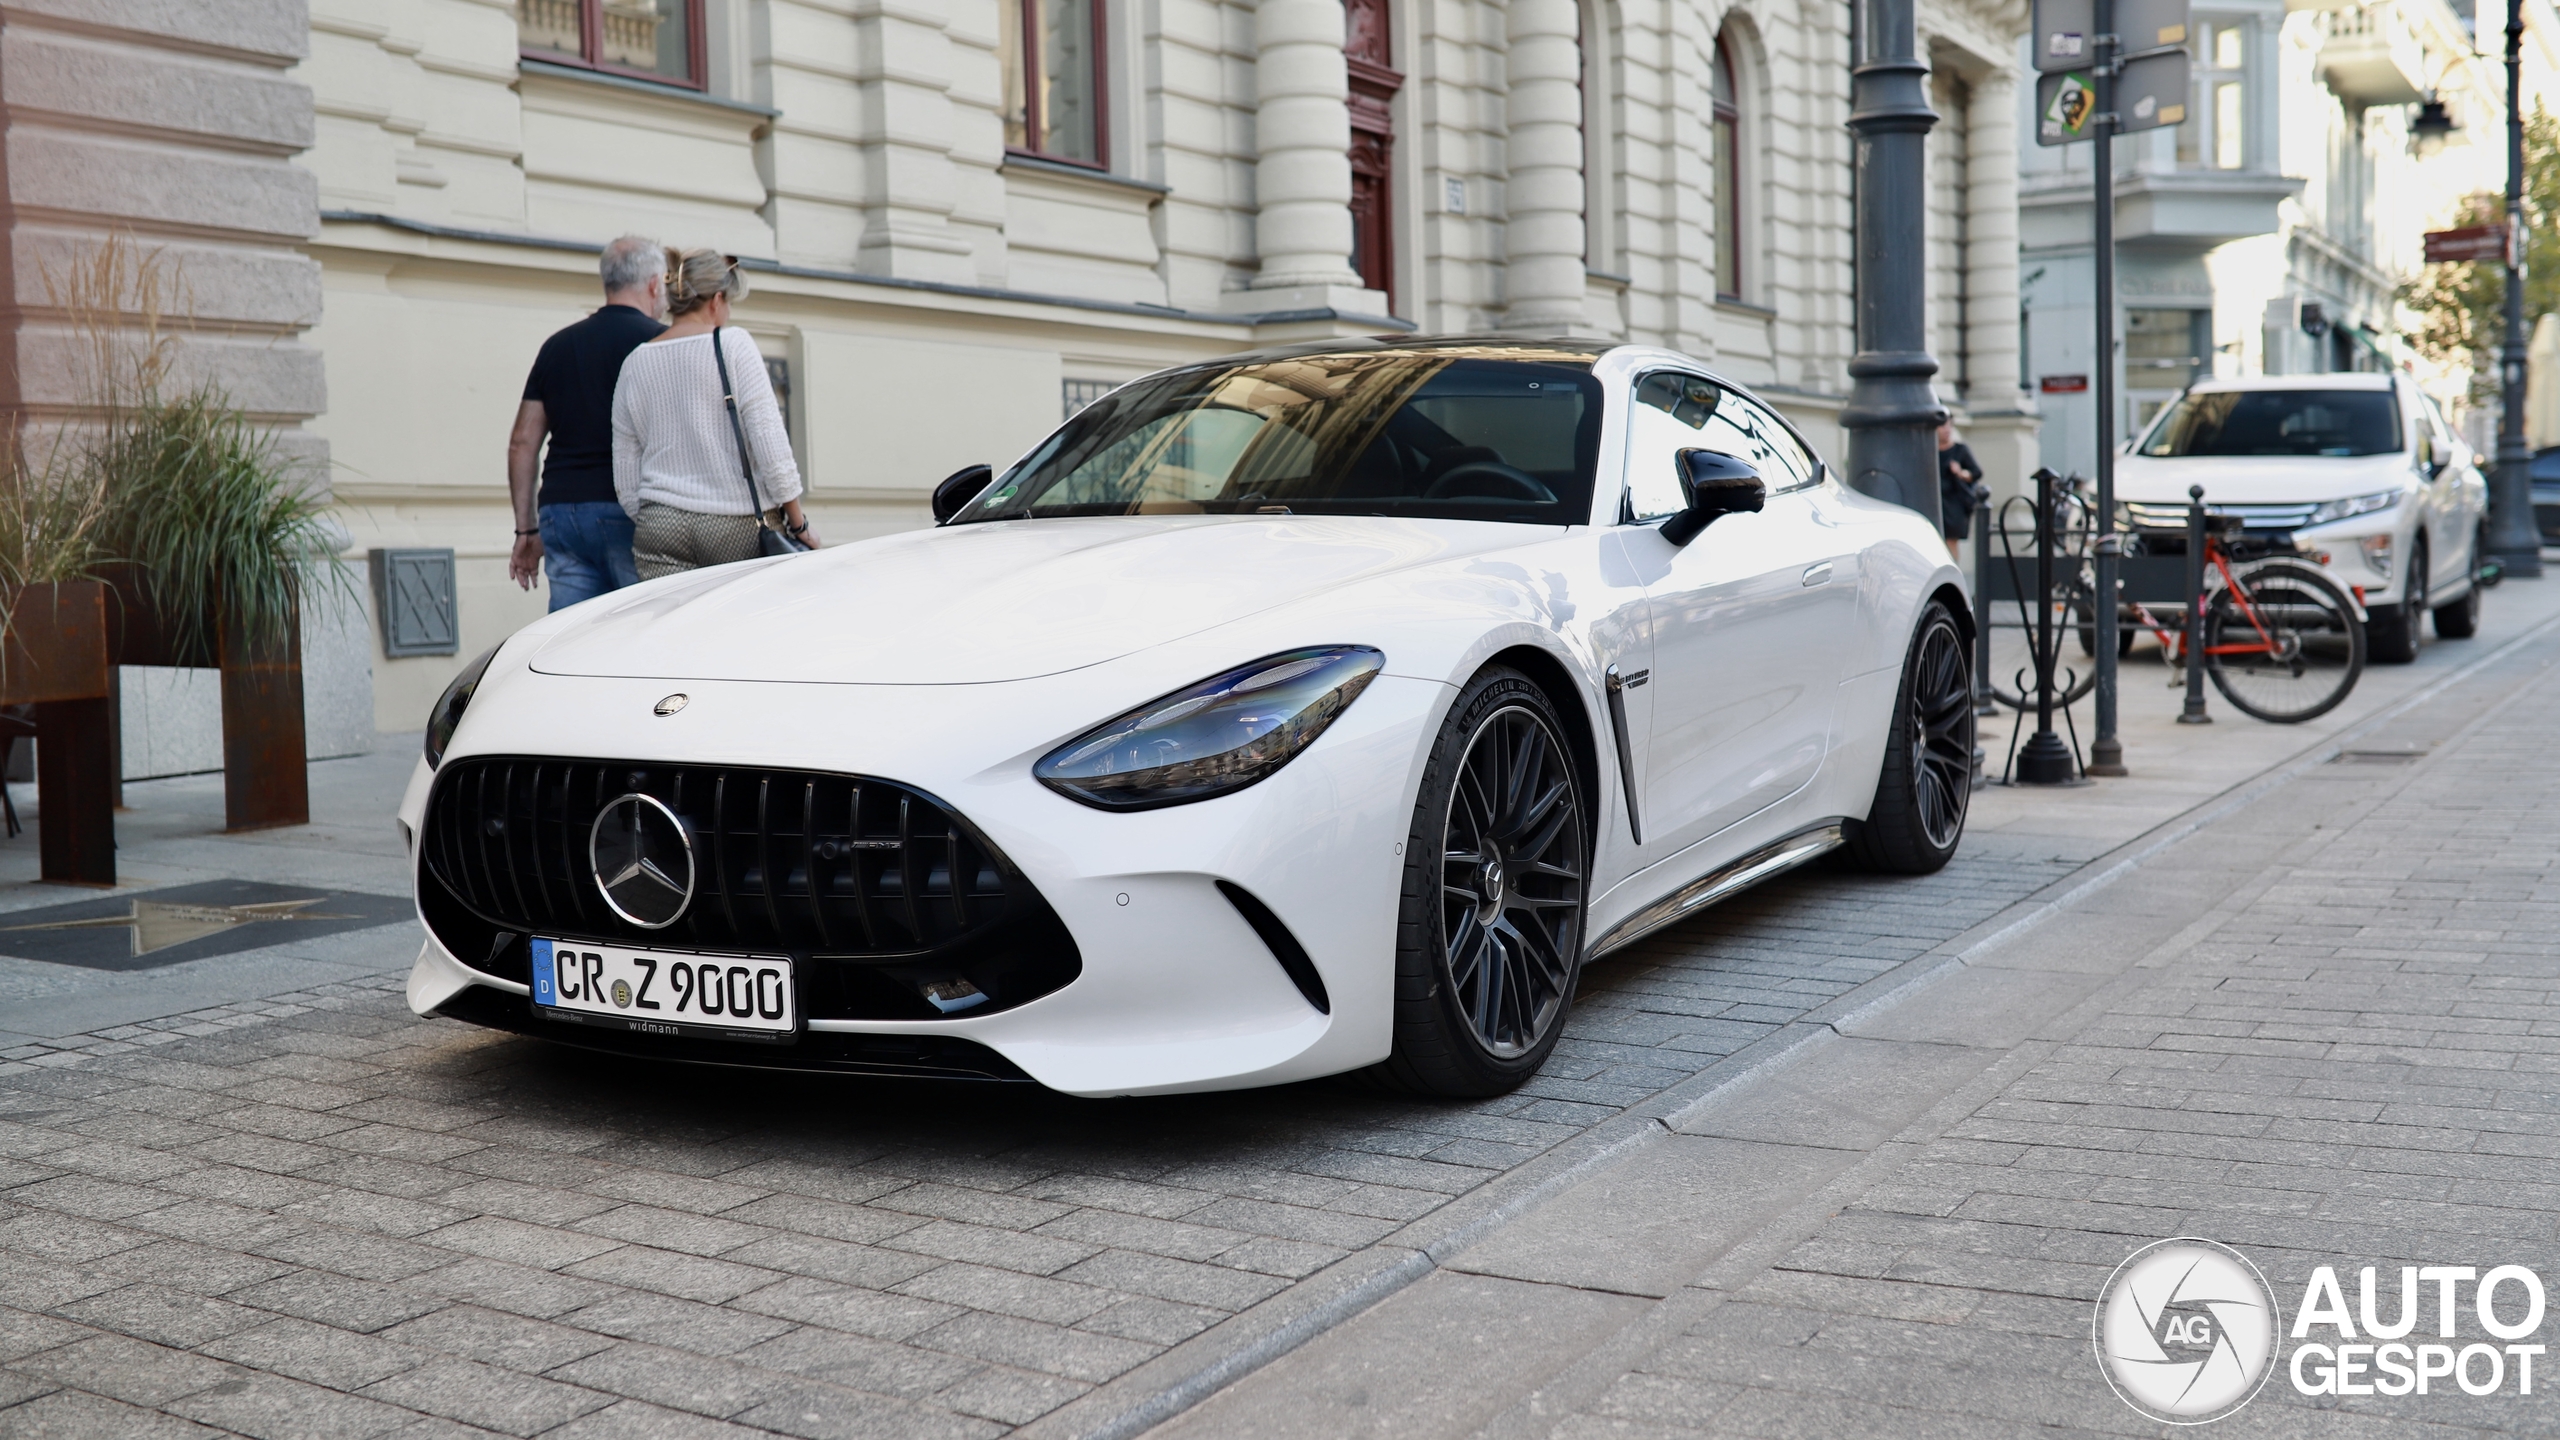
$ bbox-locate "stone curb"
[1022,604,2560,1440]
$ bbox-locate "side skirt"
[1584,822,1845,958]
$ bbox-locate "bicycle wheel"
[2203,560,2365,723]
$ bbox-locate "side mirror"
[932,464,995,523]
[1661,450,1765,546]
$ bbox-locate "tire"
[2204,560,2365,723]
[1845,602,1973,875]
[2434,573,2482,639]
[2368,539,2427,664]
[2072,595,2133,659]
[1368,667,1590,1097]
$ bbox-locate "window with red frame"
[1003,0,1106,166]
[519,0,704,88]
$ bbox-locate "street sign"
[2117,49,2190,133]
[2039,50,2190,144]
[2425,223,2510,264]
[2037,71,2100,144]
[2034,0,2191,73]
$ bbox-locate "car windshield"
[955,346,1604,525]
[2139,388,2401,457]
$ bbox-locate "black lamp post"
[2492,5,2546,577]
[1842,0,1944,527]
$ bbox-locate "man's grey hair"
[600,235,661,293]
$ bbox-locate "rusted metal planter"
[3,581,115,885]
[99,567,310,835]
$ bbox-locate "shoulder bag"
[711,326,809,557]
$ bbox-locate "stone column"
[1502,0,1586,330]
[1960,68,2025,418]
[1957,68,2038,514]
[851,3,976,283]
[1249,0,1364,292]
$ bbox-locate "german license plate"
[529,939,796,1044]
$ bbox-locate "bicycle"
[2116,514,2365,723]
[1987,497,2364,724]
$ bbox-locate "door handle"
[1801,562,1834,587]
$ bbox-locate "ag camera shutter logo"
[2093,1238,2282,1423]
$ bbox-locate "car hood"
[529,514,1558,685]
[2115,452,2415,504]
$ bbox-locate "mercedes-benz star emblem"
[654,694,689,716]
[590,793,695,929]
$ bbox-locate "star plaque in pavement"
[0,880,415,971]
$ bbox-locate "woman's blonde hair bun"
[664,246,747,317]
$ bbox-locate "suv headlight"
[1036,646,1385,811]
[2306,491,2403,526]
[424,646,499,770]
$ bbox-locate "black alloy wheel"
[2435,531,2482,639]
[1440,704,1585,1056]
[1846,601,1973,874]
[1372,668,1589,1096]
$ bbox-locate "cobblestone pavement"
[0,818,2070,1435]
[1427,629,2560,1435]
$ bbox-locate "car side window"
[1711,394,1819,493]
[2419,394,2455,476]
[1624,372,1718,522]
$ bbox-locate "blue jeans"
[539,501,641,611]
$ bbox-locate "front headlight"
[1036,646,1385,811]
[423,646,499,770]
[2307,490,2404,526]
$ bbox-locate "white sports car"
[401,338,1975,1098]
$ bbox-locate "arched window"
[1712,36,1741,301]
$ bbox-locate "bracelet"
[514,528,538,536]
[786,521,809,536]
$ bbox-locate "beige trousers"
[631,503,787,580]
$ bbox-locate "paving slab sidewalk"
[0,572,2553,1438]
[1142,582,2560,1436]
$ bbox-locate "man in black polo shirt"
[508,235,667,609]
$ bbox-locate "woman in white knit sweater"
[611,248,819,577]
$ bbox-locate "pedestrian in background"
[508,235,666,609]
[612,248,818,577]
[1937,416,1988,562]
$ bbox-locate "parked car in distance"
[2115,373,2488,663]
[2528,448,2560,544]
[400,337,1976,1099]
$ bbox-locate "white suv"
[2118,373,2488,662]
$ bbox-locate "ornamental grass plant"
[1,233,348,667]
[90,387,349,662]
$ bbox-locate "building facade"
[0,0,373,780]
[2020,0,2523,475]
[296,0,2039,732]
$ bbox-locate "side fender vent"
[1216,881,1330,1015]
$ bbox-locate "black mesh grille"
[423,757,1023,958]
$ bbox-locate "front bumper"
[401,669,1443,1097]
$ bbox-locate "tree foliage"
[2400,107,2560,406]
